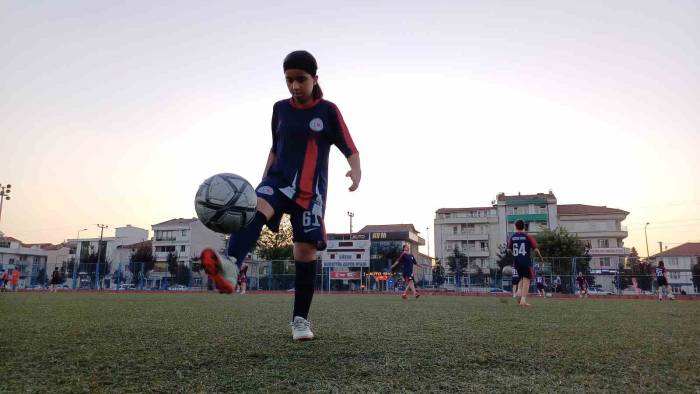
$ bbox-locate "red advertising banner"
[330,271,361,280]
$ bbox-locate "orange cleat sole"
[201,248,235,294]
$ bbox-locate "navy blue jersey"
[507,232,538,266]
[655,266,665,278]
[398,253,417,276]
[535,275,544,284]
[512,266,519,278]
[268,98,358,209]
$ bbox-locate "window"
[180,245,186,252]
[453,226,458,235]
[670,271,680,279]
[181,230,188,237]
[597,239,609,248]
[671,286,681,293]
[599,258,610,267]
[0,241,9,248]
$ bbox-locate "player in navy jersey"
[507,220,543,306]
[655,261,675,301]
[534,269,546,297]
[200,50,361,341]
[391,244,428,299]
[576,272,589,298]
[511,265,520,299]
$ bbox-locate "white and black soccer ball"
[194,173,257,234]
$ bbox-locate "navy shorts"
[255,177,327,251]
[536,282,544,290]
[657,277,668,287]
[403,274,414,283]
[514,261,534,280]
[512,276,520,285]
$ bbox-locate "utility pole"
[347,211,354,234]
[0,184,12,226]
[95,224,108,289]
[644,222,650,259]
[426,226,430,257]
[658,242,663,254]
[73,228,88,288]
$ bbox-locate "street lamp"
[347,211,354,233]
[644,222,650,258]
[73,228,88,288]
[0,184,12,226]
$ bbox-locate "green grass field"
[1,292,698,393]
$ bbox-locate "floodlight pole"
[95,224,108,289]
[0,184,12,227]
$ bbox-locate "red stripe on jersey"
[527,234,538,249]
[333,104,358,154]
[295,137,318,209]
[289,98,321,110]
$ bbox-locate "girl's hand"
[346,168,361,191]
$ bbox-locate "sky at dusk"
[1,1,698,256]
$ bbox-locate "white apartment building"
[66,225,149,276]
[151,218,226,287]
[0,236,49,288]
[435,192,629,285]
[650,243,700,294]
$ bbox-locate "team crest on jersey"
[309,118,324,132]
[257,186,274,196]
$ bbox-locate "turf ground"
[1,292,698,393]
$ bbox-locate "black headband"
[283,50,317,76]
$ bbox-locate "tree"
[692,260,700,293]
[535,228,591,293]
[446,248,469,286]
[432,261,445,286]
[256,216,295,290]
[256,215,293,261]
[496,243,514,270]
[615,247,638,291]
[627,248,652,292]
[130,244,154,287]
[175,263,191,286]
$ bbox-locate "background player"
[507,220,543,307]
[391,244,428,299]
[576,272,588,298]
[200,50,361,341]
[511,265,520,299]
[534,269,546,297]
[655,261,675,301]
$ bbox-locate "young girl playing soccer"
[201,50,361,341]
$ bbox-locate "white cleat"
[291,316,314,341]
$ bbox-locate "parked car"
[118,284,136,291]
[169,285,188,291]
[489,288,509,293]
[588,287,612,295]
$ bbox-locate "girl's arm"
[262,151,276,178]
[346,153,361,191]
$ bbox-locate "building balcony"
[587,247,629,256]
[575,230,629,239]
[449,248,490,258]
[444,233,489,241]
[435,216,497,225]
[506,213,548,223]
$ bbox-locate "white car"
[169,285,188,291]
[587,287,612,295]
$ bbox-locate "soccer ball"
[194,173,257,234]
